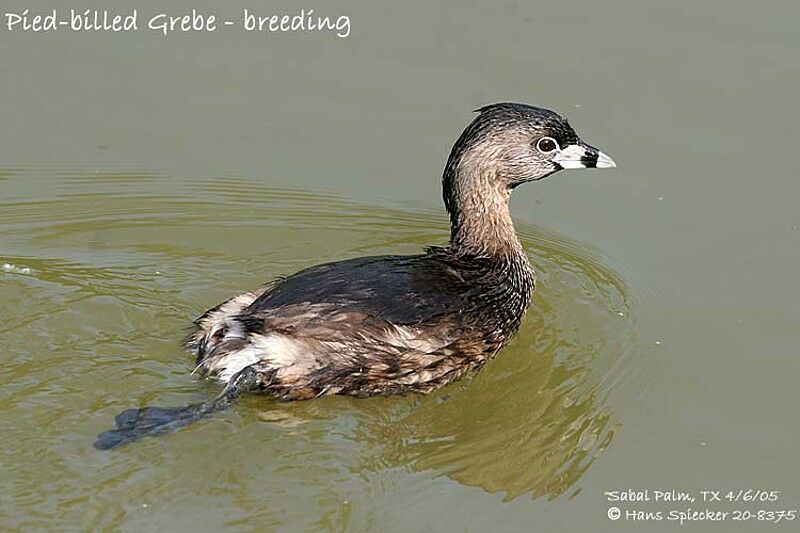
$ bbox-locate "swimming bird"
[95,103,615,448]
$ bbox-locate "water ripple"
[0,172,640,527]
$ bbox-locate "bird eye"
[536,137,558,154]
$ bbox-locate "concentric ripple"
[0,169,639,528]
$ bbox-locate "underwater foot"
[94,365,263,450]
[93,402,213,450]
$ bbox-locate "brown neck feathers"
[445,144,526,261]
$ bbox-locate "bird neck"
[444,162,527,263]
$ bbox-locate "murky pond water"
[1,174,636,529]
[3,0,800,531]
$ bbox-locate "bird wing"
[245,253,476,325]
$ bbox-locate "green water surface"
[1,0,799,531]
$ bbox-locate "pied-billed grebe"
[95,103,615,449]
